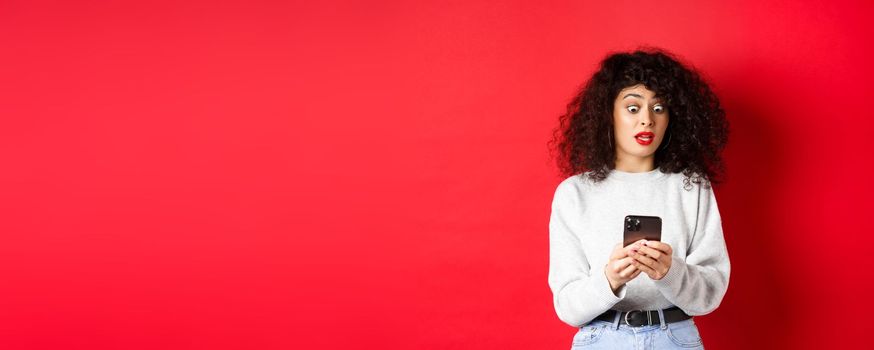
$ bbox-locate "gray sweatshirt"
[547,168,730,327]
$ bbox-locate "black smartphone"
[623,215,662,247]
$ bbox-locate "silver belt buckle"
[624,310,652,326]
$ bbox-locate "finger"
[637,245,663,260]
[610,243,628,260]
[610,256,634,273]
[630,269,643,279]
[644,241,673,255]
[631,258,657,277]
[634,256,670,280]
[647,246,673,269]
[623,239,647,250]
[630,250,659,269]
[618,263,638,278]
[624,241,646,255]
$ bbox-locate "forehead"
[617,84,658,99]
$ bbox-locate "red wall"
[1,1,872,349]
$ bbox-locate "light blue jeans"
[570,310,704,349]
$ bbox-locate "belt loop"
[612,310,621,330]
[657,308,667,330]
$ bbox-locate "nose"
[639,109,654,126]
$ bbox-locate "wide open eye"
[653,104,665,113]
[627,105,639,113]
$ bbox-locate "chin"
[617,143,662,159]
[628,149,659,158]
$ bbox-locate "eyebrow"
[622,93,662,102]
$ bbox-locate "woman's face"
[612,84,670,164]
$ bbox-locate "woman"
[547,48,731,349]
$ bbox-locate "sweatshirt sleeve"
[652,182,731,316]
[548,179,625,327]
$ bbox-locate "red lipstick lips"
[635,132,654,146]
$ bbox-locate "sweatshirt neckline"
[608,167,668,183]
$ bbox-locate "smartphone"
[623,215,662,247]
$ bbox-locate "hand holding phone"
[604,243,643,295]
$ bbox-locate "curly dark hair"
[548,47,729,189]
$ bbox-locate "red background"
[1,0,872,349]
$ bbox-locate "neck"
[614,155,655,173]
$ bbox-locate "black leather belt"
[594,307,691,327]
